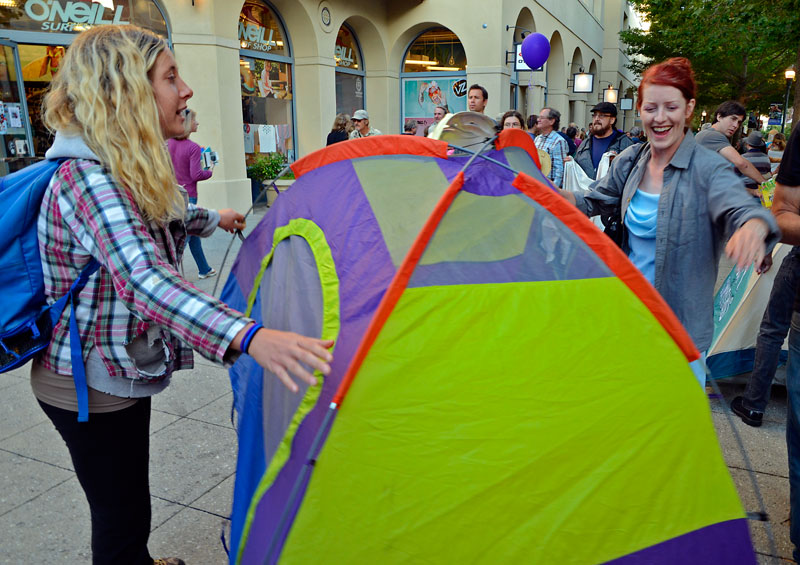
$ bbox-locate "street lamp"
[783,68,795,133]
[602,84,618,104]
[701,110,707,123]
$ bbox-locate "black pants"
[39,398,153,565]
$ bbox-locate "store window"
[401,27,467,135]
[334,24,364,117]
[239,0,294,164]
[0,1,168,176]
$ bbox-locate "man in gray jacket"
[572,102,633,180]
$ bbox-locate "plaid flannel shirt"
[535,131,568,188]
[37,159,250,380]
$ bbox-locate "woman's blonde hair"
[331,113,350,132]
[43,25,183,223]
[175,109,196,140]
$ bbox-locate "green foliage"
[246,152,289,182]
[620,0,799,113]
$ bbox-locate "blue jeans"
[786,311,800,561]
[187,197,212,275]
[743,247,800,412]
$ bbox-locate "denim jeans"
[786,312,800,561]
[187,196,212,275]
[743,246,800,412]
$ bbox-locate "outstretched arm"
[230,323,333,393]
[720,146,768,185]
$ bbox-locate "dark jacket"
[574,129,633,179]
[557,131,577,156]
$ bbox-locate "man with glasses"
[349,109,382,139]
[572,102,633,180]
[534,107,569,188]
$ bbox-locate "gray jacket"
[574,130,780,351]
[574,129,633,179]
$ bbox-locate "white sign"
[239,22,276,52]
[514,43,543,72]
[7,103,22,129]
[515,44,530,72]
[24,0,129,32]
[335,44,354,68]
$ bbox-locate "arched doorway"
[510,8,537,115]
[239,0,295,164]
[335,23,365,117]
[400,26,467,135]
[546,31,567,118]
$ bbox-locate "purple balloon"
[520,33,550,70]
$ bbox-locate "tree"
[620,0,800,123]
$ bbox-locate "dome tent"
[221,130,754,564]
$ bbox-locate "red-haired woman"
[565,58,780,384]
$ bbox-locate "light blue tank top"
[624,189,660,285]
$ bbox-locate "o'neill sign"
[23,0,129,32]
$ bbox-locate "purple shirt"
[168,137,212,198]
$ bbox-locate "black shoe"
[731,396,764,427]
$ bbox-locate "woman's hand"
[726,218,768,271]
[235,324,333,393]
[218,209,246,233]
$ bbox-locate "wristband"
[240,323,262,354]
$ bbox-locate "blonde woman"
[35,25,332,564]
[168,109,215,279]
[326,112,350,145]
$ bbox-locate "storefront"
[400,27,467,136]
[0,0,168,176]
[239,0,295,166]
[334,23,364,118]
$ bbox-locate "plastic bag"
[595,152,615,181]
[562,160,593,194]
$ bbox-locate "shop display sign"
[403,78,467,119]
[334,26,360,69]
[1,0,167,35]
[238,1,286,55]
[335,44,354,67]
[239,22,278,53]
[23,0,128,31]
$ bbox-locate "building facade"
[0,0,642,210]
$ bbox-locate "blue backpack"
[0,159,99,422]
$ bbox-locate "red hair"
[636,57,697,110]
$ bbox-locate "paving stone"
[0,450,72,515]
[148,506,229,565]
[0,380,48,442]
[0,476,91,562]
[150,418,236,506]
[730,468,793,560]
[191,473,235,518]
[151,364,232,418]
[0,420,73,471]
[713,411,789,478]
[188,392,235,429]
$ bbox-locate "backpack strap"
[48,258,102,422]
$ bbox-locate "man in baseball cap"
[572,101,632,179]
[349,109,382,139]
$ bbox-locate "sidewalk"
[0,209,795,563]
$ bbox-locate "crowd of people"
[17,20,800,564]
